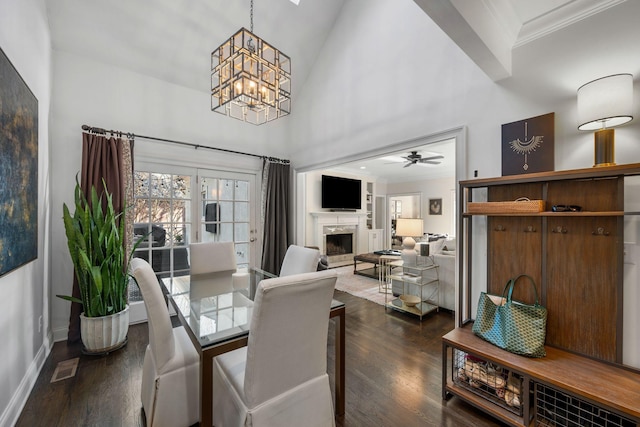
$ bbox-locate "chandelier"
[211,0,291,125]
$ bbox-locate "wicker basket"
[467,198,545,214]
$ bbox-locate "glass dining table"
[161,267,345,427]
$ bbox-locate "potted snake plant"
[58,179,137,353]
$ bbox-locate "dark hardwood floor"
[17,290,504,427]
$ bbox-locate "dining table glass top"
[162,267,344,349]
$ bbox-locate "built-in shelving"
[366,181,374,229]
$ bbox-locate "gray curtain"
[67,131,134,343]
[260,159,291,275]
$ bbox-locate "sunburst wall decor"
[501,112,554,176]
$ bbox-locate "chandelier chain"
[250,0,254,33]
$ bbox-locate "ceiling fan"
[401,151,444,168]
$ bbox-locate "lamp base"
[401,236,417,266]
[593,129,616,168]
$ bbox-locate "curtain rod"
[81,124,290,164]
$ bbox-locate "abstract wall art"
[0,47,38,277]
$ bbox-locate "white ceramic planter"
[80,305,129,354]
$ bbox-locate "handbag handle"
[500,274,540,305]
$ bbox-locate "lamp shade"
[577,74,633,131]
[396,218,423,239]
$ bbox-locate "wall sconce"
[577,74,633,167]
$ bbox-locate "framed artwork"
[429,198,442,215]
[502,112,554,176]
[0,47,38,277]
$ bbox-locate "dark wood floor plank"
[17,289,505,427]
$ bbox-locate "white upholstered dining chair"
[279,245,321,276]
[211,269,338,427]
[189,240,248,293]
[130,258,200,427]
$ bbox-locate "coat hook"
[494,225,506,232]
[592,227,610,236]
[524,225,537,233]
[552,226,568,234]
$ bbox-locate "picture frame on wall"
[501,112,554,176]
[0,47,39,277]
[429,198,442,215]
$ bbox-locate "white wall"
[289,0,640,177]
[0,0,52,425]
[49,50,269,340]
[387,176,456,236]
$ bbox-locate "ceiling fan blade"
[403,162,413,168]
[418,155,444,162]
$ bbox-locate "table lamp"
[577,73,633,167]
[395,218,423,266]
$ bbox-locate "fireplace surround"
[310,212,367,267]
[323,225,355,264]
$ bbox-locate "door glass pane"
[235,180,249,201]
[134,199,151,223]
[219,201,233,221]
[201,177,218,200]
[219,179,234,200]
[235,201,249,222]
[174,176,191,199]
[235,243,249,265]
[136,172,150,197]
[234,223,249,242]
[217,222,234,241]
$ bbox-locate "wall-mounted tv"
[321,175,362,211]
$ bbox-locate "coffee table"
[353,251,401,278]
[353,252,382,278]
[162,267,345,427]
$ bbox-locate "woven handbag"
[472,275,547,358]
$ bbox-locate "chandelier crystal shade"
[211,27,291,125]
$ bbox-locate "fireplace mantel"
[310,211,367,229]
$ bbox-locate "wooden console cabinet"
[443,163,640,426]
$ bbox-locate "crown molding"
[514,0,627,48]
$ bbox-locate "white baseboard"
[52,326,68,343]
[0,338,52,427]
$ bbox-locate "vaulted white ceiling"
[46,0,639,181]
[415,0,628,81]
[46,0,346,97]
[47,0,633,98]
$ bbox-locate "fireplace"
[323,225,356,265]
[326,234,353,256]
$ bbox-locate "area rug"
[333,264,387,306]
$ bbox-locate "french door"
[129,162,259,323]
